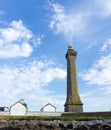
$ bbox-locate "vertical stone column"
[64,45,83,113]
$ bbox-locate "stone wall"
[62,111,111,117]
[0,120,111,130]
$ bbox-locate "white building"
[10,99,28,116]
[40,103,56,112]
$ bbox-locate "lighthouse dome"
[68,44,73,49]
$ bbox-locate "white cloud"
[83,96,111,111]
[80,38,111,94]
[101,86,111,94]
[80,92,92,98]
[80,91,111,111]
[96,0,111,17]
[32,35,44,47]
[0,59,66,110]
[78,37,111,110]
[33,94,65,111]
[80,54,111,86]
[49,2,86,42]
[100,38,111,52]
[0,20,42,58]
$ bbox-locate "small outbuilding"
[40,103,56,112]
[10,99,28,116]
[0,107,5,111]
[0,107,9,112]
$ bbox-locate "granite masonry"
[0,120,111,130]
[64,45,83,113]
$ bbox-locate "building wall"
[42,105,56,112]
[10,102,27,116]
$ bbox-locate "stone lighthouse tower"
[64,44,83,113]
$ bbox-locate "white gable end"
[10,101,27,116]
[41,104,56,112]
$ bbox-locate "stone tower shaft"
[64,45,83,112]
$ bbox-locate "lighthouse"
[64,44,83,113]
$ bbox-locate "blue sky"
[0,0,111,112]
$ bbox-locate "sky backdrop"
[0,0,111,112]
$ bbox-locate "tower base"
[64,104,83,113]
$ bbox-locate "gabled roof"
[40,103,56,111]
[10,99,27,109]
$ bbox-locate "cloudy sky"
[0,0,111,112]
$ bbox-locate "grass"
[0,115,107,121]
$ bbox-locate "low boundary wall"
[1,111,111,117]
[27,111,62,116]
[0,111,62,116]
[0,111,9,115]
[62,111,111,117]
